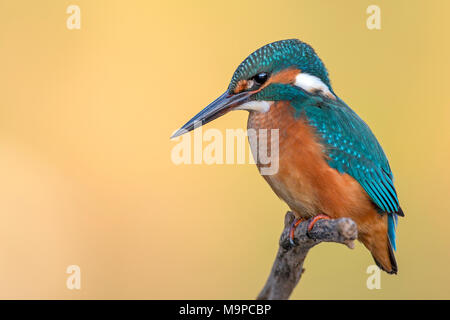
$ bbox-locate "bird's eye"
[252,72,269,85]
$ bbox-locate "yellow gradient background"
[0,0,449,299]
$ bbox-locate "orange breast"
[247,101,395,271]
[247,101,374,221]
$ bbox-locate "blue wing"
[292,94,402,249]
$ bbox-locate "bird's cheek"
[234,101,273,113]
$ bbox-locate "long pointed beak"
[170,91,251,139]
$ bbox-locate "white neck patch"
[294,73,335,99]
[234,100,273,113]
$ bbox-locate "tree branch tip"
[284,211,296,227]
[344,240,355,249]
[337,218,358,241]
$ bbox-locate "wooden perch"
[257,211,358,300]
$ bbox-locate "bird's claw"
[306,214,331,238]
[288,218,303,247]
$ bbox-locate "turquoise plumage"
[299,96,403,250]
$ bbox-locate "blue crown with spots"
[228,39,331,92]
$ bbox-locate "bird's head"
[171,39,334,138]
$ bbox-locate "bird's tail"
[359,212,398,274]
[371,236,398,274]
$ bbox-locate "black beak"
[170,91,251,139]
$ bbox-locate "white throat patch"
[294,73,335,99]
[235,100,273,113]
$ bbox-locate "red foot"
[307,214,331,232]
[289,218,304,246]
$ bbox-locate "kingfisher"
[172,39,404,274]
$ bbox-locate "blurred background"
[0,0,449,299]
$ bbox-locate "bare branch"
[257,211,358,300]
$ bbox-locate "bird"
[171,39,404,274]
